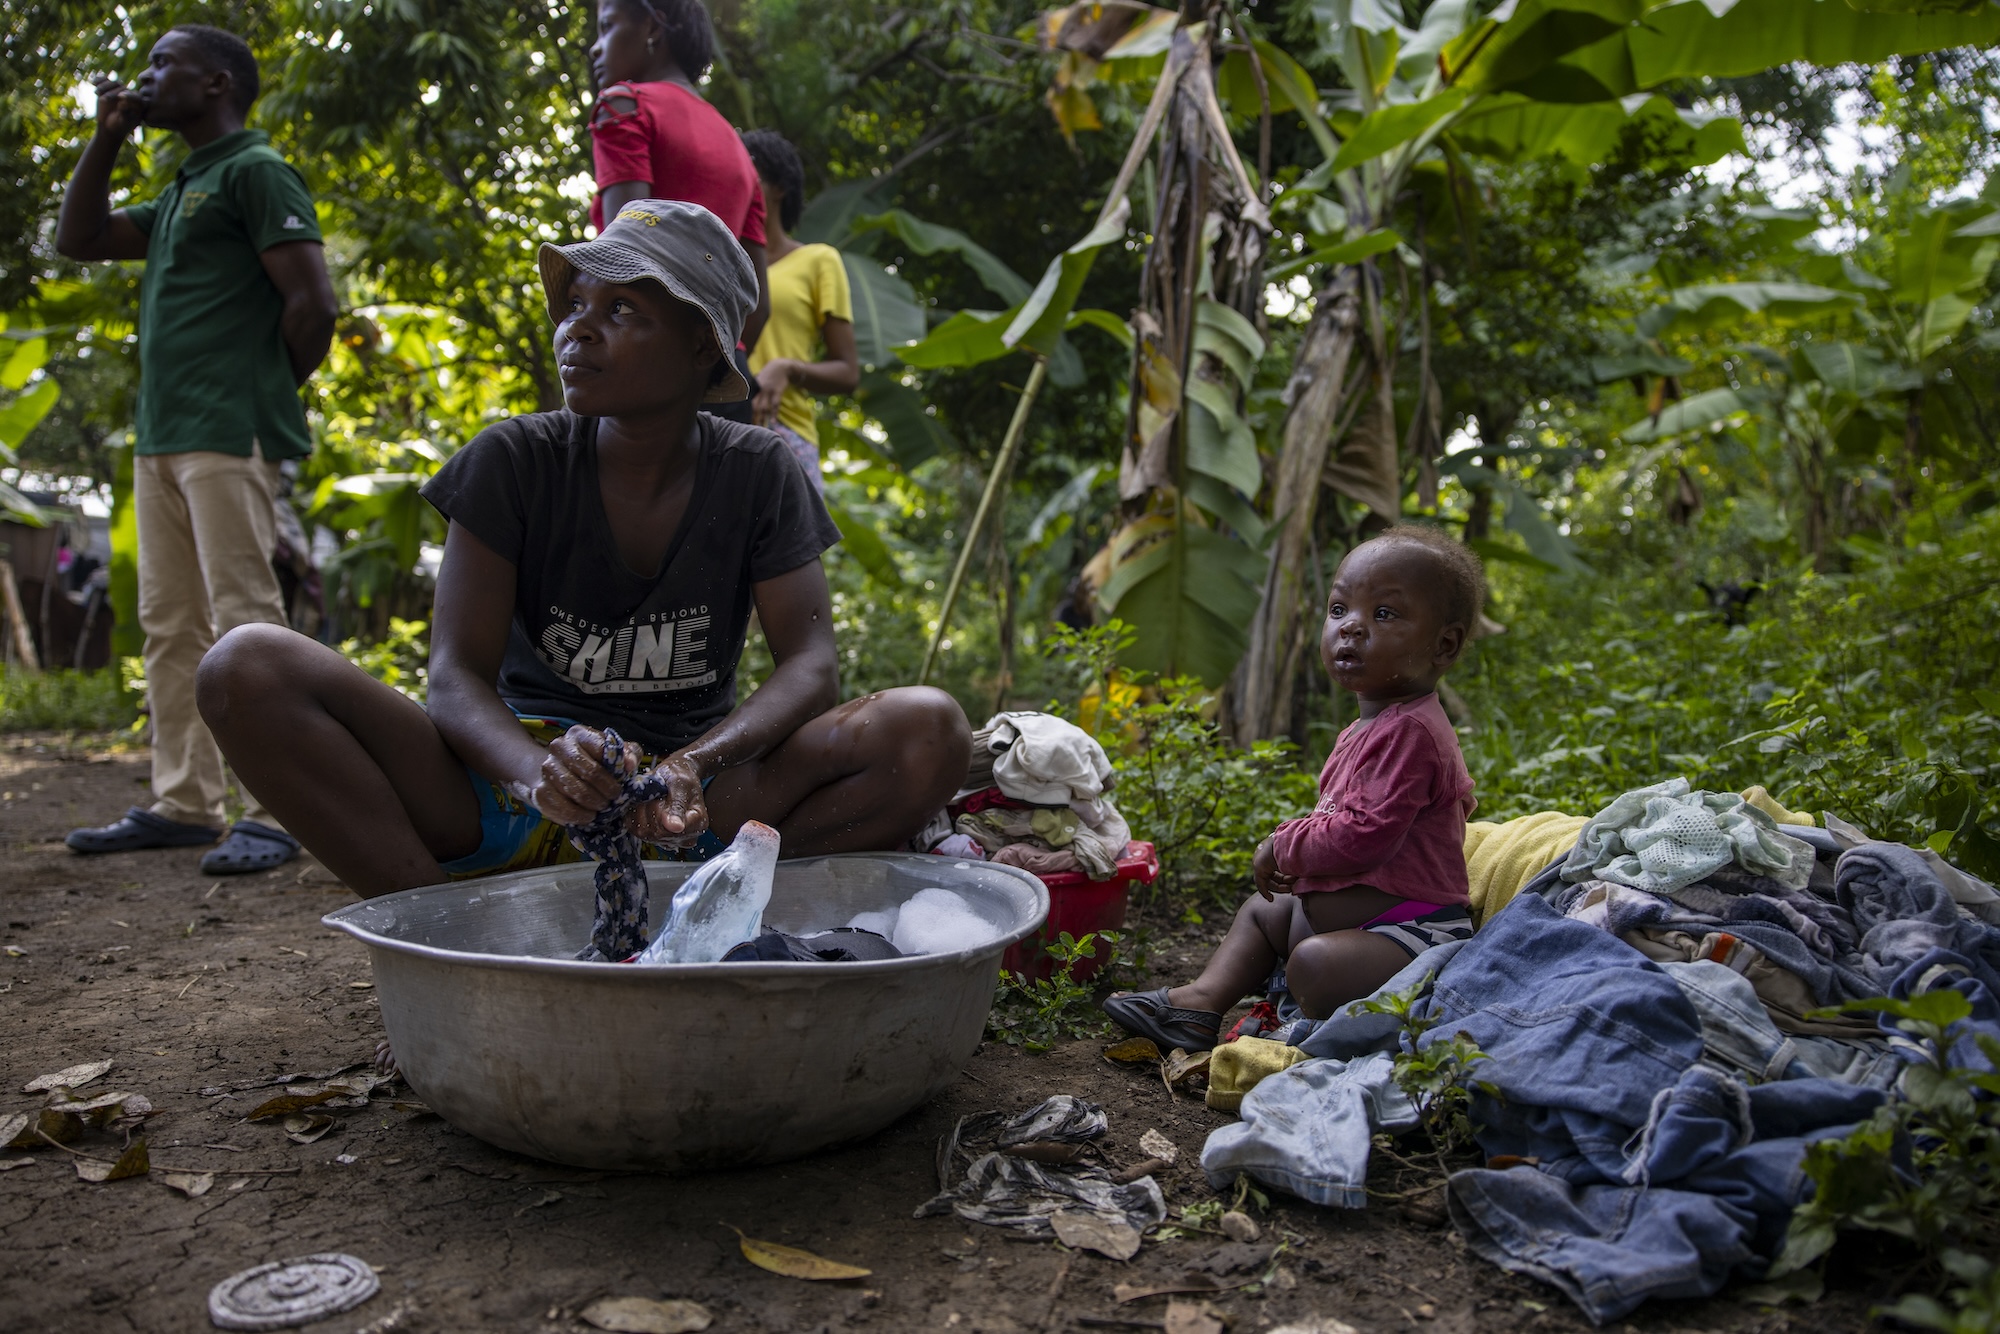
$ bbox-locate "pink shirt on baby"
[1269,692,1476,906]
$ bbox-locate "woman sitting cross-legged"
[195,198,971,897]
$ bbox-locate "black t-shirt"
[421,410,841,755]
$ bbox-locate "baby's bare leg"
[1284,929,1415,1020]
[1167,893,1300,1015]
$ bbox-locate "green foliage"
[0,667,134,733]
[1772,989,2000,1333]
[1358,975,1498,1159]
[337,618,430,703]
[1041,622,1318,908]
[1456,493,2000,858]
[987,930,1121,1052]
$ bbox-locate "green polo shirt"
[125,130,323,459]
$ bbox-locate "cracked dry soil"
[0,732,1875,1333]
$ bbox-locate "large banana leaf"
[1185,379,1263,496]
[853,371,956,470]
[1096,515,1266,685]
[1890,204,2000,304]
[1332,89,1467,171]
[0,335,49,392]
[1003,197,1132,355]
[822,496,902,587]
[842,254,928,370]
[1448,92,1742,168]
[1637,282,1861,337]
[849,209,1033,306]
[1494,0,2000,103]
[795,176,898,246]
[1619,387,1754,441]
[0,379,59,459]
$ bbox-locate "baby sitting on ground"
[1104,526,1484,1050]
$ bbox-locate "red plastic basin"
[999,841,1160,983]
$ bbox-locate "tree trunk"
[1230,265,1363,745]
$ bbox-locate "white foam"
[845,908,900,938]
[888,887,990,956]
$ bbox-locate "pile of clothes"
[918,711,1133,881]
[1197,779,2000,1324]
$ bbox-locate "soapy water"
[847,887,994,957]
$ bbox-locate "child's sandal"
[1101,988,1222,1052]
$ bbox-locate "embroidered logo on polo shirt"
[179,190,211,218]
[282,214,305,229]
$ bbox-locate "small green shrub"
[1773,989,2000,1328]
[338,617,430,701]
[988,930,1121,1052]
[1041,623,1319,909]
[0,666,135,732]
[1358,975,1497,1162]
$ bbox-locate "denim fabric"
[1448,1080,1883,1324]
[1664,960,1901,1090]
[1409,896,1706,1183]
[1287,939,1472,1058]
[1199,1052,1416,1207]
[1841,844,2000,997]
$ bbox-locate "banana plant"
[1044,0,2000,736]
[1612,199,2000,567]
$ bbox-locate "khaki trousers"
[135,448,288,829]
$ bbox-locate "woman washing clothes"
[586,0,768,424]
[195,199,971,897]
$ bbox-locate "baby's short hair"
[1368,524,1486,629]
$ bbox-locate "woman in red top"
[588,0,769,420]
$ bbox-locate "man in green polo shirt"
[56,24,338,875]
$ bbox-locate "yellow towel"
[1740,785,1815,827]
[1463,812,1589,927]
[1205,1037,1308,1112]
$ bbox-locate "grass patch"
[0,668,136,733]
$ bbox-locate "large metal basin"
[322,854,1047,1171]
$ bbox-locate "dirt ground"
[0,732,1887,1334]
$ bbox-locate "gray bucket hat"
[537,198,757,404]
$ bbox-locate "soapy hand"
[1253,836,1296,901]
[627,754,709,848]
[530,725,639,826]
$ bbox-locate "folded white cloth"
[984,711,1114,806]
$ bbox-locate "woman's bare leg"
[197,624,483,895]
[703,686,971,853]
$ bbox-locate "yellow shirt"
[748,243,852,445]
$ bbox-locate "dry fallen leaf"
[577,1296,713,1333]
[1163,1299,1226,1334]
[723,1224,871,1281]
[1102,1037,1162,1064]
[159,1170,214,1198]
[1113,1272,1263,1304]
[0,1156,34,1172]
[1050,1209,1141,1262]
[1162,1048,1210,1091]
[1139,1128,1179,1164]
[74,1139,149,1182]
[1218,1210,1259,1243]
[44,1090,150,1129]
[23,1060,114,1094]
[283,1113,336,1144]
[245,1072,386,1122]
[1267,1321,1361,1334]
[4,1107,81,1149]
[245,1089,341,1121]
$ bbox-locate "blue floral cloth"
[573,728,675,962]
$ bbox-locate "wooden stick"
[916,355,1050,686]
[37,1129,300,1175]
[0,559,41,674]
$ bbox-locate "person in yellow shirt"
[742,130,859,493]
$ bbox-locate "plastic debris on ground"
[635,821,780,964]
[916,1095,1166,1251]
[207,1253,379,1330]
